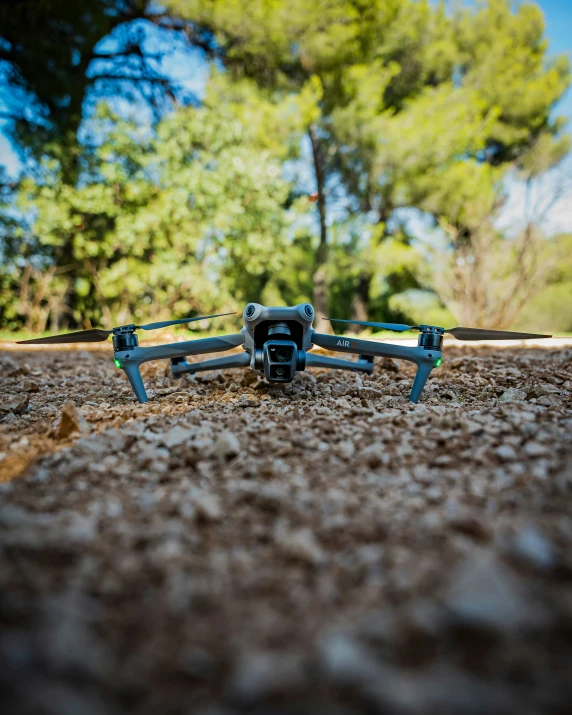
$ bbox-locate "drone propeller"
[325,318,551,341]
[326,319,417,333]
[137,313,234,331]
[444,327,551,341]
[16,313,235,345]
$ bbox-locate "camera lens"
[276,347,291,362]
[275,367,285,377]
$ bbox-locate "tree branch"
[88,73,171,86]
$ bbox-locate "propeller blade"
[446,327,551,341]
[17,329,113,345]
[138,312,235,331]
[326,318,417,333]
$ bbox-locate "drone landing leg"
[305,353,374,374]
[171,351,251,376]
[409,362,433,403]
[123,362,148,403]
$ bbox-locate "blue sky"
[496,0,572,236]
[1,0,572,233]
[542,0,572,117]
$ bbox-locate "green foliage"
[515,234,572,333]
[2,78,310,329]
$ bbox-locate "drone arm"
[125,333,245,364]
[172,350,251,375]
[115,334,245,403]
[311,332,440,403]
[305,352,374,374]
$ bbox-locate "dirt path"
[1,345,571,714]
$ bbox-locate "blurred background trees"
[1,0,571,334]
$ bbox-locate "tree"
[330,0,570,326]
[0,0,231,328]
[2,0,570,333]
[0,0,216,172]
[163,0,441,323]
[163,0,570,330]
[2,76,305,330]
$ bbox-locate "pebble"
[52,400,91,439]
[230,651,307,702]
[337,439,355,460]
[213,430,241,459]
[523,441,549,458]
[275,526,324,565]
[510,526,555,571]
[162,425,194,448]
[499,388,527,402]
[496,444,517,462]
[237,396,259,408]
[444,550,536,632]
[192,491,222,522]
[317,632,378,685]
[0,393,29,414]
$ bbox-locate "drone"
[17,303,550,404]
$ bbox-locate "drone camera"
[263,340,298,382]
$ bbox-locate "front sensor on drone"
[17,303,551,404]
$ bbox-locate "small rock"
[192,491,222,522]
[256,482,290,511]
[66,513,97,543]
[276,526,324,565]
[432,454,452,467]
[162,425,194,449]
[237,396,260,408]
[523,441,549,458]
[214,430,241,459]
[22,379,40,392]
[379,358,400,373]
[0,356,19,374]
[337,440,355,460]
[537,394,561,407]
[0,394,29,414]
[53,401,91,439]
[446,503,491,541]
[444,550,537,632]
[230,651,307,702]
[317,632,378,685]
[510,526,555,571]
[499,388,526,402]
[495,444,517,462]
[360,443,389,468]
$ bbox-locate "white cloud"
[0,122,21,177]
[496,156,572,237]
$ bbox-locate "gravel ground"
[1,344,572,715]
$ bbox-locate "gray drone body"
[18,302,551,404]
[169,302,439,402]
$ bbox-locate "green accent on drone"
[434,357,442,367]
[114,359,122,369]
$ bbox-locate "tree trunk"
[348,273,371,333]
[308,123,331,332]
